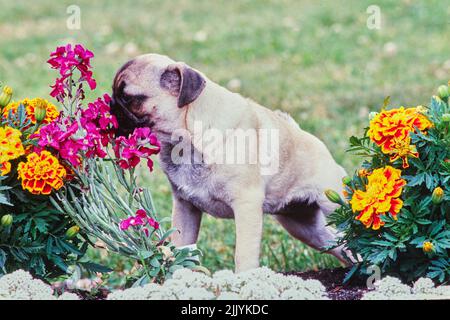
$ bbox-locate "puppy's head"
[111,54,206,136]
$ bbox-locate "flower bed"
[326,86,450,284]
[1,42,448,299]
[0,44,201,285]
[1,268,449,300]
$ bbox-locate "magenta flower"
[119,216,145,230]
[49,78,65,99]
[34,116,86,167]
[80,94,118,159]
[33,93,118,167]
[114,127,160,171]
[119,209,159,236]
[48,44,97,101]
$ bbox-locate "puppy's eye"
[133,94,148,104]
[121,93,132,104]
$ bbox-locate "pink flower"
[119,209,160,236]
[74,44,94,67]
[114,127,160,171]
[119,216,145,230]
[33,94,118,167]
[135,209,147,218]
[49,78,65,99]
[148,218,159,230]
[80,94,118,158]
[48,44,97,102]
[34,116,85,167]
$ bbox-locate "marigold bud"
[65,225,80,239]
[1,214,13,227]
[34,99,47,123]
[342,176,352,185]
[358,169,370,177]
[415,105,427,114]
[442,113,450,122]
[433,95,443,103]
[437,85,449,99]
[431,187,444,205]
[0,85,13,108]
[422,241,434,253]
[324,189,343,205]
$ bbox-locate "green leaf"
[0,249,6,273]
[149,266,161,277]
[0,192,12,206]
[382,96,390,109]
[140,250,154,260]
[343,264,359,283]
[149,257,161,268]
[132,274,150,288]
[79,262,113,273]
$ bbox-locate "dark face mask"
[110,95,148,137]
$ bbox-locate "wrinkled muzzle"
[110,96,148,137]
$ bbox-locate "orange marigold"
[367,107,433,168]
[3,98,59,124]
[350,166,406,230]
[17,151,66,195]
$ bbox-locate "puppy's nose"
[110,96,129,137]
[114,124,133,138]
[109,95,148,137]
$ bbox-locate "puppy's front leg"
[232,188,264,272]
[171,193,203,247]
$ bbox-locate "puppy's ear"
[160,64,206,108]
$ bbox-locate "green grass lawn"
[1,0,448,285]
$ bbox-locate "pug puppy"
[111,54,348,272]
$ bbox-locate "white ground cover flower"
[107,267,329,300]
[0,270,79,300]
[217,291,241,300]
[171,268,215,289]
[176,287,215,300]
[58,292,80,300]
[239,281,279,300]
[107,283,161,300]
[362,276,450,300]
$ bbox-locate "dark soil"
[287,267,368,300]
[53,285,110,300]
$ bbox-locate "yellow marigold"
[17,151,66,195]
[350,166,406,230]
[0,126,25,164]
[422,241,434,253]
[0,162,11,176]
[3,98,59,124]
[388,136,419,168]
[367,107,433,168]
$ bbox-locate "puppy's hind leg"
[274,203,348,265]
